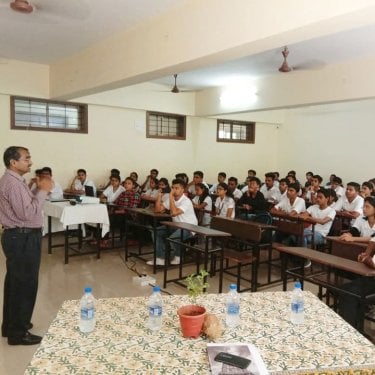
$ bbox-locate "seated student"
[214,182,235,218]
[237,177,267,219]
[175,173,189,184]
[100,174,125,203]
[331,176,345,198]
[227,176,243,202]
[192,183,212,226]
[140,169,159,192]
[270,183,306,245]
[209,172,226,194]
[187,171,209,198]
[103,168,121,189]
[327,188,338,207]
[147,178,197,266]
[299,188,336,247]
[339,196,375,242]
[140,177,159,206]
[273,171,280,187]
[240,170,257,192]
[360,181,374,198]
[28,168,43,190]
[40,167,64,200]
[325,173,336,187]
[128,171,141,193]
[338,239,375,329]
[271,182,306,217]
[158,177,171,204]
[260,172,281,204]
[70,168,97,195]
[278,178,288,201]
[304,171,314,188]
[333,182,364,225]
[303,174,323,205]
[114,177,141,212]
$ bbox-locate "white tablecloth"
[43,201,110,237]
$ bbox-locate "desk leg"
[96,223,101,259]
[152,220,158,275]
[64,226,69,264]
[124,218,129,261]
[281,253,287,291]
[163,237,170,289]
[358,277,366,333]
[48,215,52,254]
[219,241,224,293]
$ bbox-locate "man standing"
[0,146,52,345]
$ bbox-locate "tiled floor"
[0,234,373,374]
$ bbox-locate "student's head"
[287,170,296,177]
[329,174,336,183]
[316,188,330,208]
[217,172,226,183]
[273,172,280,180]
[286,174,296,184]
[41,166,52,176]
[77,169,87,182]
[311,174,323,187]
[248,169,256,177]
[264,172,275,188]
[110,175,121,187]
[216,182,229,198]
[305,171,313,181]
[279,178,288,193]
[248,177,261,193]
[123,177,135,191]
[158,178,170,193]
[175,173,189,184]
[331,176,342,189]
[361,181,374,198]
[149,177,158,189]
[192,171,204,184]
[287,183,300,200]
[110,168,120,177]
[195,182,209,200]
[171,178,186,197]
[326,188,338,205]
[227,177,238,191]
[150,169,159,178]
[363,196,375,219]
[34,168,43,177]
[345,182,360,200]
[130,172,138,181]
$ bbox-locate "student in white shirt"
[41,166,63,200]
[70,168,96,195]
[227,176,243,202]
[140,177,159,206]
[100,174,125,203]
[300,188,336,247]
[187,170,209,198]
[331,176,345,198]
[260,172,281,204]
[209,172,226,194]
[192,183,212,226]
[339,196,375,242]
[360,181,374,199]
[214,182,235,219]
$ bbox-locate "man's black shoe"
[2,323,33,337]
[8,331,42,345]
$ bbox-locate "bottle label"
[81,307,95,320]
[149,306,162,317]
[291,302,304,313]
[227,303,239,315]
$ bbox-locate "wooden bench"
[272,243,375,332]
[210,216,275,292]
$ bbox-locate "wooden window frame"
[10,96,88,134]
[216,119,255,144]
[146,111,186,140]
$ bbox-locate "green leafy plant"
[185,269,209,301]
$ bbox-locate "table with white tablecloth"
[43,201,110,263]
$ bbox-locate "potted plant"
[177,269,209,338]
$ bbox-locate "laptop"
[84,185,95,197]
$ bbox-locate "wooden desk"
[124,207,171,274]
[326,236,367,260]
[43,201,110,264]
[25,292,375,374]
[160,221,231,293]
[272,243,375,332]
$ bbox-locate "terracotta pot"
[177,305,206,338]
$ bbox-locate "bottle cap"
[153,285,161,292]
[229,284,237,290]
[294,281,301,289]
[84,287,92,293]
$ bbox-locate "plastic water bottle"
[79,287,96,333]
[225,284,240,327]
[290,281,304,324]
[148,285,163,331]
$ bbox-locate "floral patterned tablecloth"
[25,291,375,374]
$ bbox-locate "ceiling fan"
[171,74,180,93]
[278,46,292,73]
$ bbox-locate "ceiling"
[2,0,375,92]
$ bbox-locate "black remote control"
[214,352,251,369]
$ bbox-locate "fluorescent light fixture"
[220,85,257,109]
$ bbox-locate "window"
[146,111,186,140]
[10,96,88,133]
[217,119,255,143]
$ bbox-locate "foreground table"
[25,291,375,374]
